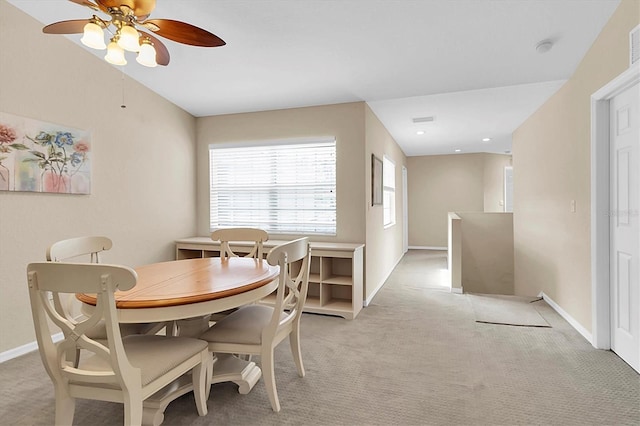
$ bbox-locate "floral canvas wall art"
[0,112,91,194]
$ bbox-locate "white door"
[610,81,640,372]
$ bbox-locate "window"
[383,155,396,227]
[209,138,336,235]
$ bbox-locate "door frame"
[402,166,408,253]
[590,63,639,349]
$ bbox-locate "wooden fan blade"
[95,0,156,18]
[139,31,170,66]
[68,0,103,12]
[144,19,225,47]
[43,19,91,34]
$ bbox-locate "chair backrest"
[46,236,113,263]
[26,262,139,390]
[211,228,268,259]
[264,237,311,337]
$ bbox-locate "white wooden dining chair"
[205,228,270,325]
[26,262,209,426]
[210,227,269,259]
[46,235,113,264]
[47,236,165,340]
[199,237,311,412]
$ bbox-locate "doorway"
[504,166,513,212]
[402,166,408,253]
[591,63,640,373]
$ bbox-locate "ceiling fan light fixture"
[42,0,227,68]
[117,24,141,52]
[136,39,157,68]
[80,21,106,50]
[105,39,127,66]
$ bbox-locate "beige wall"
[459,212,514,295]
[407,153,510,247]
[512,0,639,331]
[195,102,366,244]
[196,103,407,304]
[0,1,197,352]
[364,105,407,302]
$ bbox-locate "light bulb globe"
[136,41,158,67]
[117,25,140,52]
[80,22,106,50]
[104,41,127,66]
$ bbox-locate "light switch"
[570,200,576,213]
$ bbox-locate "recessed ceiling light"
[455,149,461,153]
[416,130,425,135]
[482,137,491,142]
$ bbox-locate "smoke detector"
[535,39,554,54]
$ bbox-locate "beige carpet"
[467,293,551,327]
[1,250,638,425]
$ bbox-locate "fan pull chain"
[120,71,126,109]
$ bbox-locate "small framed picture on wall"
[372,154,383,206]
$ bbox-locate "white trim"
[209,136,335,150]
[450,287,463,294]
[0,332,63,363]
[590,62,640,350]
[402,166,408,253]
[540,292,592,343]
[364,254,403,306]
[408,246,447,250]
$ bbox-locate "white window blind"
[210,138,336,235]
[383,155,396,227]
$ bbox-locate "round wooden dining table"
[78,256,279,426]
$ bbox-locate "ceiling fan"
[42,0,225,67]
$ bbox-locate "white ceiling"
[7,0,620,156]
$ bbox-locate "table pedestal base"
[143,375,193,426]
[210,353,262,395]
[141,354,262,425]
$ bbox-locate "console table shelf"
[175,237,364,319]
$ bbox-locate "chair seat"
[200,305,284,345]
[77,335,208,386]
[85,321,161,341]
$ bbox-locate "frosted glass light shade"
[136,41,157,67]
[80,22,106,50]
[104,41,127,66]
[117,25,140,52]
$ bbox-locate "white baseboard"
[408,246,447,251]
[0,332,63,364]
[539,292,592,343]
[451,287,463,294]
[364,254,404,307]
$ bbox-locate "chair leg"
[192,352,209,416]
[261,347,281,412]
[205,352,214,400]
[123,392,143,426]
[54,385,75,426]
[289,327,305,377]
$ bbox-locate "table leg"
[210,353,262,395]
[140,354,261,425]
[142,374,193,426]
[140,338,261,425]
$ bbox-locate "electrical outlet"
[570,200,576,213]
